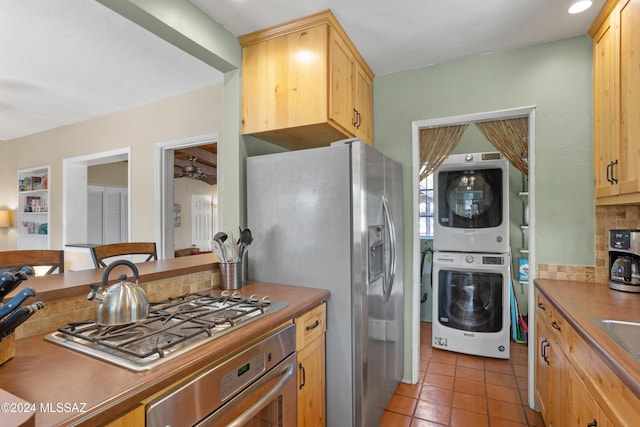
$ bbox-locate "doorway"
[411,106,536,407]
[156,133,218,259]
[63,148,130,246]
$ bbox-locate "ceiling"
[0,0,605,144]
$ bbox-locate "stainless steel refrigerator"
[247,138,404,427]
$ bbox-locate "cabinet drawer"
[548,310,572,356]
[536,292,551,322]
[536,291,572,354]
[295,303,326,351]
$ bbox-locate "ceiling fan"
[180,155,208,181]
[174,144,217,185]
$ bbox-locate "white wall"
[0,84,223,250]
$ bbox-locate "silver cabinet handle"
[227,362,294,427]
[197,360,295,427]
[382,194,397,303]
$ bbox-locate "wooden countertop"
[8,253,218,304]
[0,282,329,426]
[535,279,640,397]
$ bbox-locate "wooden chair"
[0,250,64,275]
[90,242,158,268]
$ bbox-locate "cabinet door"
[354,60,373,144]
[570,369,614,427]
[535,317,550,422]
[297,334,326,427]
[593,12,619,199]
[242,24,328,135]
[548,340,569,427]
[103,404,144,427]
[618,0,640,195]
[329,28,356,136]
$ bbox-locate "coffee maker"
[609,229,640,292]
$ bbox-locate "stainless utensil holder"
[219,262,242,290]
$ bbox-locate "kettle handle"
[101,259,140,287]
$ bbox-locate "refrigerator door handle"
[382,194,397,303]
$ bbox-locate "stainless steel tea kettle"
[610,256,640,284]
[87,259,149,325]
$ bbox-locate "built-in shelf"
[18,166,50,249]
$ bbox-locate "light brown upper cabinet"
[239,10,374,149]
[591,0,640,205]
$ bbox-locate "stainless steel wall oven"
[146,324,297,427]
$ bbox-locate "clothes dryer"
[434,152,509,253]
[431,251,511,359]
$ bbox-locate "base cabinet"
[549,342,569,427]
[102,404,144,427]
[535,317,550,421]
[294,303,326,427]
[570,369,614,427]
[535,297,569,427]
[535,286,640,427]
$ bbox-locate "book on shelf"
[20,221,48,235]
[24,196,47,213]
[19,174,48,191]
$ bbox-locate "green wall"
[375,35,594,266]
[374,36,594,379]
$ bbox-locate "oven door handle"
[196,358,296,427]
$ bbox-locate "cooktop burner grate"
[45,291,288,371]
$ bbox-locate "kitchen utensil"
[0,272,17,301]
[211,240,226,262]
[213,232,228,262]
[237,228,253,259]
[87,259,149,326]
[0,288,36,320]
[0,301,44,339]
[0,266,34,302]
[223,240,237,262]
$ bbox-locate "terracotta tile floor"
[382,322,545,427]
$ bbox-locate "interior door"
[191,194,212,251]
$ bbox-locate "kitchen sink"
[591,318,640,362]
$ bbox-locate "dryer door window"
[437,168,503,228]
[437,270,504,333]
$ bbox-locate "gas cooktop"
[44,291,288,371]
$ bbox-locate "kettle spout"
[87,284,105,302]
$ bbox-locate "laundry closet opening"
[411,106,536,407]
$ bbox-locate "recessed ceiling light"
[568,0,593,14]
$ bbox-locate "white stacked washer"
[432,152,511,359]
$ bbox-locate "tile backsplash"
[16,269,220,340]
[538,205,640,283]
